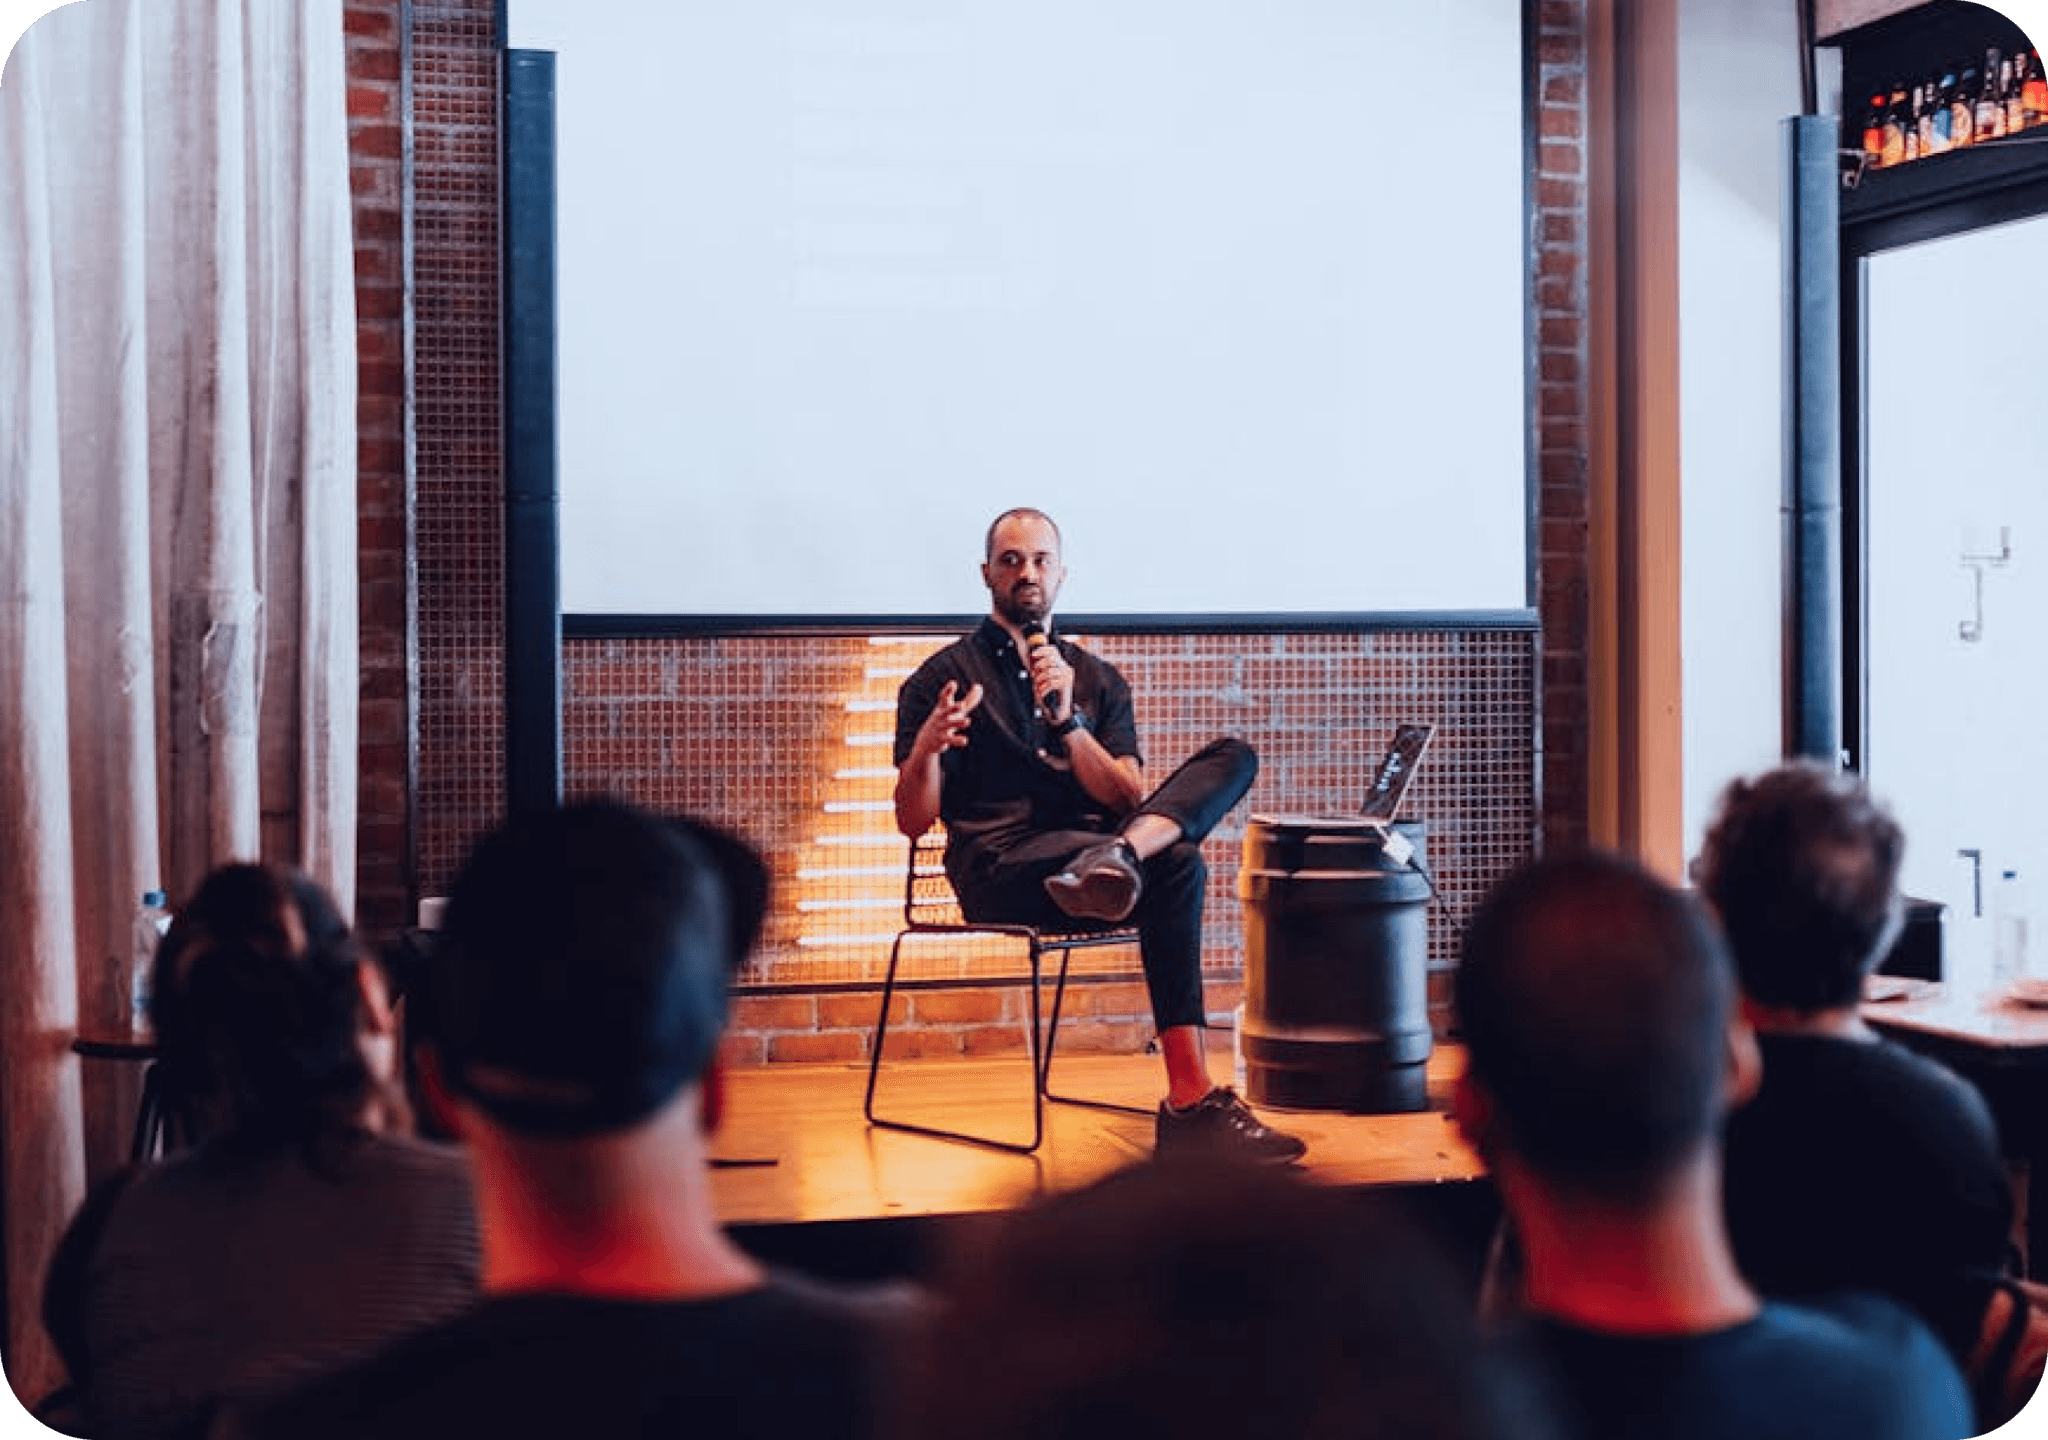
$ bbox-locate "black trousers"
[953,738,1258,1032]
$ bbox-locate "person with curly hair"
[1698,762,2018,1415]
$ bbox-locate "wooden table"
[1863,983,2048,1069]
[1863,984,2048,1272]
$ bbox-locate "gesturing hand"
[916,680,984,760]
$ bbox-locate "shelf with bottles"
[1853,44,2048,173]
[1832,2,2048,229]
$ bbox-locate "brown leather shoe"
[1043,838,1142,923]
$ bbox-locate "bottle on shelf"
[1977,48,2007,141]
[1905,81,1925,162]
[132,888,172,1034]
[2006,55,2026,134]
[1929,65,1956,154]
[2024,50,2048,129]
[1951,61,1980,149]
[1863,87,1891,167]
[1881,80,1910,166]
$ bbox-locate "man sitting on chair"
[893,507,1302,1163]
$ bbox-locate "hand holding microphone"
[1021,620,1072,721]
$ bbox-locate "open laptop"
[1360,723,1435,822]
[1245,722,1437,865]
[1358,723,1435,867]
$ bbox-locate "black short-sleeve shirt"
[895,619,1140,879]
[229,1275,922,1440]
[1721,1031,2012,1358]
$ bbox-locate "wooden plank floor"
[710,1041,1483,1230]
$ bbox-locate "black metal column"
[1782,115,1841,765]
[502,49,561,818]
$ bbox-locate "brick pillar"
[345,0,412,936]
[1533,0,1593,854]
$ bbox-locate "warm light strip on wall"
[783,638,948,967]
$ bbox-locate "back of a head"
[1455,850,1735,1201]
[901,1160,1538,1440]
[429,797,767,1138]
[150,863,373,1145]
[1693,761,1905,1012]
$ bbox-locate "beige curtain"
[0,0,356,1399]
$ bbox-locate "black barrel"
[1236,815,1432,1113]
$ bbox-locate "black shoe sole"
[1043,870,1139,923]
[1152,1135,1308,1167]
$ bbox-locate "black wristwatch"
[1051,709,1089,738]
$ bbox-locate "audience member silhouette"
[1454,849,1971,1440]
[1698,761,2024,1421]
[41,863,480,1440]
[895,1156,1552,1440]
[229,799,917,1440]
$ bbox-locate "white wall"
[1865,214,2048,989]
[510,0,1528,618]
[1678,0,1804,861]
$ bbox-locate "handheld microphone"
[1021,620,1063,714]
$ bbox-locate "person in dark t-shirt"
[1696,764,2014,1388]
[1455,850,1970,1440]
[228,800,917,1440]
[901,1159,1561,1440]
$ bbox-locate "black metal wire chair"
[863,829,1146,1153]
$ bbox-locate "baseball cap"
[428,797,769,1137]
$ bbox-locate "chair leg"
[131,1061,165,1162]
[862,933,910,1124]
[1040,944,1153,1118]
[1039,943,1074,1094]
[865,932,1046,1154]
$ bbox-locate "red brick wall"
[384,2,1596,1061]
[565,628,1538,1060]
[1534,0,1592,855]
[347,0,507,933]
[345,0,410,935]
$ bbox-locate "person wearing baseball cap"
[232,798,918,1440]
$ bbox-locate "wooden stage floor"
[710,1041,1486,1241]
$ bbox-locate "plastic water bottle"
[1993,870,2030,987]
[132,889,171,1033]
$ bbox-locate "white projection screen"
[509,1,1530,618]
